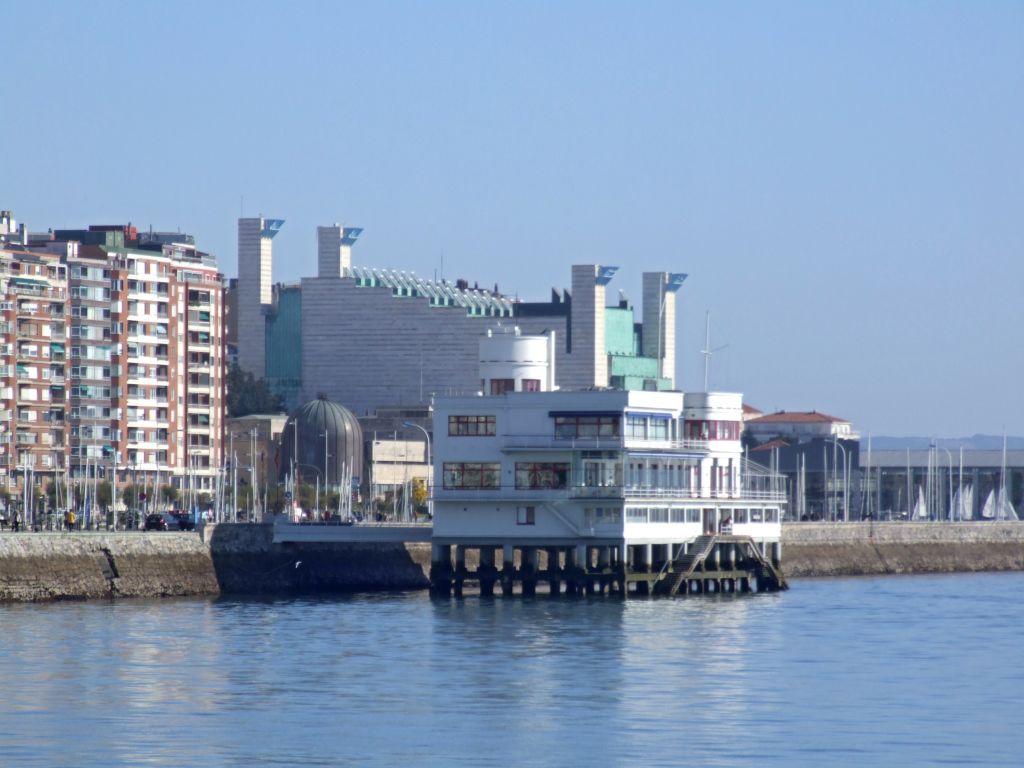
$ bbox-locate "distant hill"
[866,435,1024,450]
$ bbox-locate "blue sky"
[5,1,1022,436]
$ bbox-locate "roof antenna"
[701,310,729,392]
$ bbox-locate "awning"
[549,411,621,419]
[12,277,47,288]
[625,411,673,420]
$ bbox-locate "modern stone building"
[232,219,688,417]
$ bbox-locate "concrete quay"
[1,522,1023,603]
[782,522,1024,577]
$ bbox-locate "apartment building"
[0,244,68,494]
[53,225,225,494]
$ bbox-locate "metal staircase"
[657,534,716,595]
[653,535,788,596]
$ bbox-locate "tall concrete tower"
[237,216,284,376]
[316,224,363,278]
[642,271,687,388]
[561,264,617,389]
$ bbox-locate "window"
[515,462,569,489]
[516,506,535,525]
[686,509,701,523]
[448,415,496,436]
[750,509,764,523]
[626,508,648,522]
[490,378,515,395]
[734,509,749,523]
[554,414,620,439]
[685,420,740,441]
[521,379,541,392]
[625,416,646,439]
[649,508,669,523]
[583,507,622,525]
[442,462,500,489]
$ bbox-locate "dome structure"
[279,395,364,488]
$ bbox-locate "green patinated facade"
[265,285,303,411]
[604,304,672,391]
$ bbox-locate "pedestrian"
[12,512,19,533]
[65,510,77,531]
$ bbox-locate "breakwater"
[0,525,430,603]
[0,531,219,601]
[782,521,1024,577]
[1,522,1023,602]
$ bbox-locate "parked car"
[170,511,196,531]
[144,512,182,531]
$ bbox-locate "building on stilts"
[430,388,788,597]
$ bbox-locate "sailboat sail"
[981,489,996,519]
[995,487,1019,521]
[912,486,928,520]
[953,485,974,521]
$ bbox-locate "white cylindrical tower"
[683,391,744,498]
[479,326,555,394]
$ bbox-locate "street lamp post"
[829,438,848,522]
[403,421,432,519]
[287,463,323,521]
[320,430,331,519]
[937,445,954,522]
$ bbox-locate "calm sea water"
[1,573,1022,767]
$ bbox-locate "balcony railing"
[432,484,787,502]
[498,434,710,453]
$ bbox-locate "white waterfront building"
[431,388,787,596]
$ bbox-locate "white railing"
[499,434,710,452]
[432,485,788,502]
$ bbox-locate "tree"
[325,490,341,511]
[297,483,316,510]
[226,364,284,417]
[121,484,141,509]
[97,481,112,510]
[411,477,428,508]
[266,486,285,514]
[161,484,178,504]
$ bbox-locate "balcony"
[432,484,787,503]
[498,434,710,454]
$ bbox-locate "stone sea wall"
[205,524,431,594]
[0,525,431,603]
[2,522,1023,602]
[781,522,1024,577]
[0,532,219,602]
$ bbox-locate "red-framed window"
[448,415,496,436]
[554,415,620,439]
[684,420,740,441]
[442,462,501,489]
[515,462,569,489]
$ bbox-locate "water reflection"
[0,575,1022,766]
